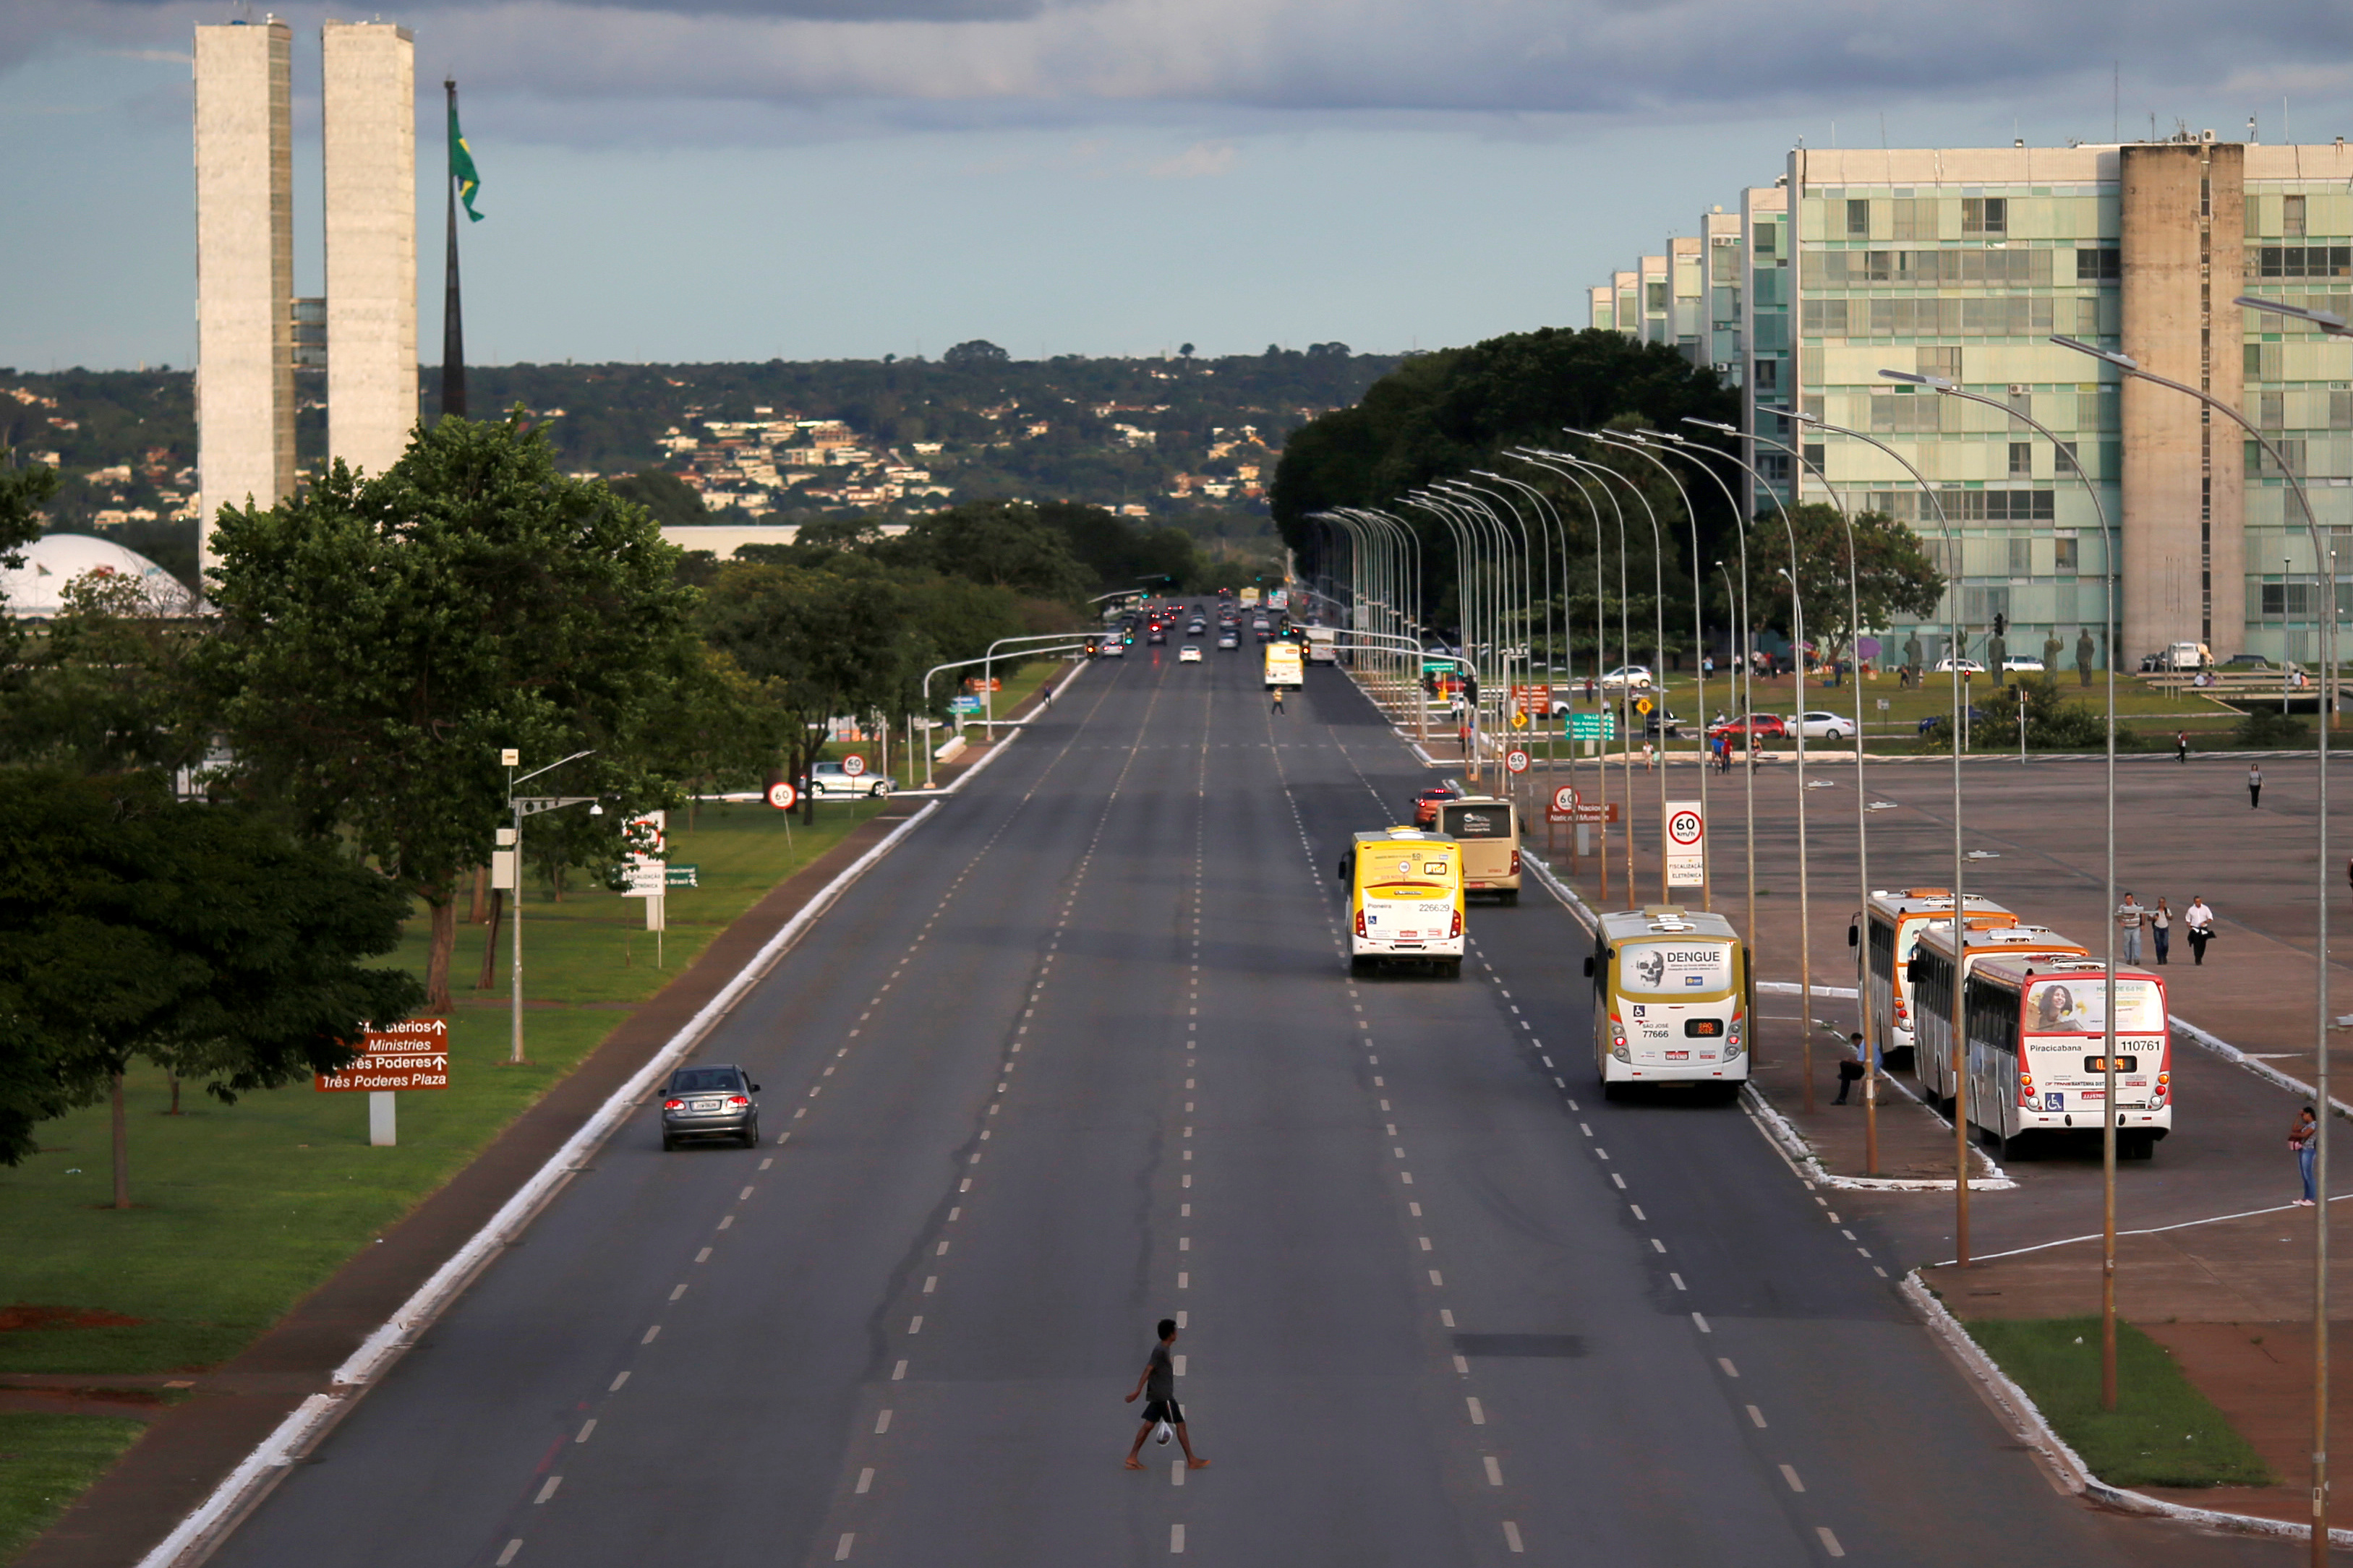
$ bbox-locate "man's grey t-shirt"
[1147,1342,1176,1403]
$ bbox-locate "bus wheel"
[1440,959,1463,980]
[1500,890,1519,907]
[1349,955,1372,977]
[1601,1079,1625,1102]
[2124,1130,2156,1161]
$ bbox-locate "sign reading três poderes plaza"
[315,1019,450,1092]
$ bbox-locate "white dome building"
[0,534,203,620]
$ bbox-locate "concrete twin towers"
[194,18,418,565]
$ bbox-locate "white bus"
[1850,890,2015,1069]
[1940,953,2172,1160]
[1908,922,2087,1109]
[1345,828,1464,976]
[1585,907,1751,1102]
[1304,625,1339,664]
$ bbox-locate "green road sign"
[665,865,699,888]
[1566,712,1619,740]
[1422,659,1456,674]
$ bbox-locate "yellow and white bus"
[1585,907,1751,1101]
[1906,922,2088,1110]
[1850,889,2015,1069]
[1923,952,2172,1160]
[1265,640,1304,690]
[1344,828,1464,977]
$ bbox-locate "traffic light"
[1992,612,2007,638]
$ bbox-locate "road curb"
[2171,1011,2353,1123]
[1900,1269,2353,1548]
[1738,1081,2015,1193]
[134,799,959,1568]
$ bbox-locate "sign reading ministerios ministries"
[315,1019,450,1092]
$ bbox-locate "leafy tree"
[699,560,906,822]
[607,469,709,528]
[0,771,421,1197]
[1741,504,1947,663]
[1922,676,2145,753]
[890,500,1094,604]
[200,416,699,1011]
[642,645,790,828]
[942,340,1010,367]
[1,569,210,773]
[1,456,60,569]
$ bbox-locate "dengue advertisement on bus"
[1619,941,1734,996]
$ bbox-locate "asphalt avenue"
[207,647,2307,1567]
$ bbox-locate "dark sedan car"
[661,1063,762,1149]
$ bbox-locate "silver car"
[661,1063,761,1149]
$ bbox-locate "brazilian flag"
[450,102,484,221]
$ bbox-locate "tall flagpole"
[441,79,467,421]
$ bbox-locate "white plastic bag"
[1153,1419,1174,1447]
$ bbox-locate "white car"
[1788,710,1856,741]
[1098,638,1127,658]
[806,760,892,799]
[1934,657,1986,674]
[1600,665,1654,690]
[1178,645,1202,664]
[2001,656,2045,673]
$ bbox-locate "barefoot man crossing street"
[1124,1319,1208,1470]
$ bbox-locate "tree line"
[0,415,1237,1197]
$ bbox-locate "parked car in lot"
[1179,645,1203,663]
[1933,657,1986,674]
[660,1063,761,1149]
[2000,656,2045,674]
[806,760,893,799]
[1599,664,1654,689]
[1789,710,1856,741]
[1707,713,1788,742]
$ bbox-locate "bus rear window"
[1618,941,1733,995]
[2026,977,2164,1035]
[1440,805,1511,839]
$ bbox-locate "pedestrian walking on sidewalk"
[1124,1319,1207,1470]
[2177,730,2190,763]
[2292,1107,2320,1207]
[2114,891,2148,966]
[1833,1032,1866,1105]
[2249,763,2264,807]
[2151,898,2171,965]
[2184,895,2215,964]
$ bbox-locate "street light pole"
[1883,364,2124,1393]
[2057,325,2334,1547]
[505,748,598,1067]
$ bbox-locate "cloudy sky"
[4,0,2351,370]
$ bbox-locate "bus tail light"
[1450,909,1463,938]
[2017,1072,2035,1108]
[1355,909,1367,938]
[1724,1022,1744,1061]
[1508,849,1521,877]
[1610,1021,1631,1063]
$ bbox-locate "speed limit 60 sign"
[766,781,797,811]
[841,754,867,777]
[1505,749,1531,775]
[1665,800,1704,888]
[1551,784,1579,817]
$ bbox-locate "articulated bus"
[1265,641,1304,690]
[1586,907,1751,1102]
[1346,828,1464,976]
[1942,954,2172,1159]
[1853,890,2015,1069]
[1908,923,2087,1108]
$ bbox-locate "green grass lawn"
[0,801,887,1381]
[0,1413,147,1564]
[1965,1316,2273,1488]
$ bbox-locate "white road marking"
[609,1371,629,1391]
[1579,1123,1593,1136]
[1780,1464,1805,1492]
[534,1476,561,1504]
[1174,1354,1187,1376]
[1466,1397,1485,1425]
[1670,1273,1687,1291]
[1409,1203,1422,1217]
[1171,1460,1185,1486]
[875,1410,892,1434]
[1419,1237,1433,1251]
[1176,1311,1187,1329]
[1179,1238,1190,1251]
[835,1532,855,1560]
[1840,1229,1855,1241]
[1692,1312,1712,1334]
[1595,1149,1610,1160]
[1747,1405,1767,1428]
[670,1284,688,1301]
[948,1207,961,1222]
[1857,1247,1872,1259]
[1401,1172,1413,1184]
[1453,1355,1469,1375]
[1629,1205,1646,1220]
[575,1419,596,1443]
[1817,1526,1845,1558]
[959,1178,972,1192]
[695,1248,711,1264]
[892,1360,907,1380]
[717,1216,733,1230]
[1611,1174,1626,1189]
[497,1541,522,1565]
[1503,1521,1525,1553]
[909,1316,923,1333]
[1372,1076,1384,1087]
[1719,1358,1739,1377]
[1485,1455,1503,1486]
[937,1241,950,1256]
[856,1468,875,1494]
[759,1158,774,1170]
[1429,1269,1444,1286]
[641,1326,660,1344]
[1651,1239,1666,1254]
[1171,1524,1185,1554]
[1178,1272,1189,1288]
[1873,1266,1888,1278]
